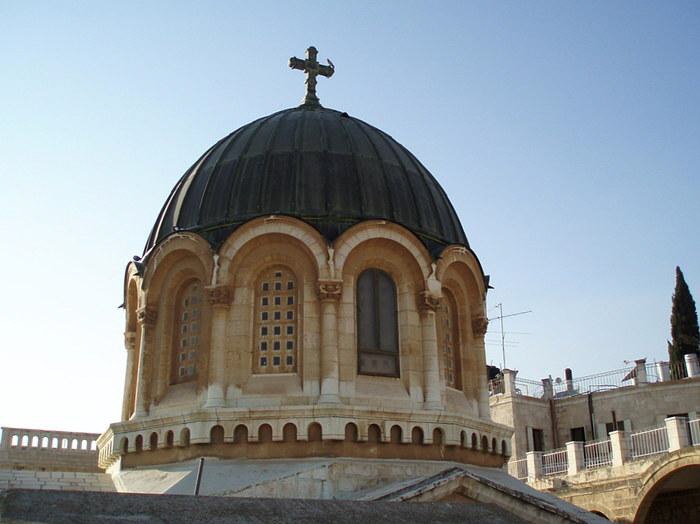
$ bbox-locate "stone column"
[318,280,342,403]
[204,285,233,408]
[566,441,585,476]
[121,331,137,421]
[133,307,157,418]
[471,314,490,418]
[666,416,690,451]
[419,292,441,410]
[609,430,629,467]
[526,451,543,481]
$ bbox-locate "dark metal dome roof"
[146,105,468,256]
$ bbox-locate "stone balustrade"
[515,416,696,482]
[1,427,101,473]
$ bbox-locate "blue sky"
[1,1,698,431]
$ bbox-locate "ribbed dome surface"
[146,105,468,256]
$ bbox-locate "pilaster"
[318,279,342,403]
[419,291,441,410]
[471,314,489,418]
[133,306,157,418]
[121,330,137,421]
[204,285,233,408]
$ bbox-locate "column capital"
[124,331,137,351]
[206,285,233,307]
[417,291,440,312]
[471,315,489,336]
[317,279,343,301]
[136,307,158,325]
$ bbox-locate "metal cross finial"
[289,46,335,107]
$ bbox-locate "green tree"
[668,266,700,377]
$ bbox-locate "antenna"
[489,304,532,369]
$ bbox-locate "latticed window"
[357,269,399,377]
[254,267,298,374]
[172,280,202,383]
[437,289,461,389]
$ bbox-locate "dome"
[146,105,468,256]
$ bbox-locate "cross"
[289,46,335,106]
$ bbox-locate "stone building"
[97,46,512,475]
[491,358,700,522]
[1,47,607,523]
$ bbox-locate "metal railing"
[584,439,612,469]
[489,360,694,399]
[629,426,669,460]
[542,448,568,476]
[690,419,700,446]
[513,377,544,398]
[507,458,528,480]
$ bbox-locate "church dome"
[145,105,468,256]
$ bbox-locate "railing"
[542,448,568,476]
[514,377,544,398]
[491,360,694,400]
[507,458,528,480]
[629,426,669,460]
[584,439,612,469]
[690,419,700,446]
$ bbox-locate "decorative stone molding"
[418,291,441,312]
[471,315,489,336]
[317,279,343,301]
[124,331,137,351]
[206,285,233,307]
[136,307,158,326]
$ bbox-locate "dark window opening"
[357,269,399,377]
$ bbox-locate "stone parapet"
[97,405,513,470]
[0,427,101,473]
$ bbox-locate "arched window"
[172,280,203,383]
[437,289,461,389]
[357,269,399,377]
[254,266,298,374]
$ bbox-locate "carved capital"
[317,279,343,301]
[418,291,441,312]
[136,307,158,326]
[206,285,233,307]
[471,315,489,336]
[124,331,137,351]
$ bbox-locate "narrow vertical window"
[254,266,298,374]
[437,289,461,389]
[357,269,399,377]
[172,280,202,384]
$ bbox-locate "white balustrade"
[507,458,528,480]
[690,419,700,446]
[584,439,612,469]
[541,448,568,476]
[629,426,669,459]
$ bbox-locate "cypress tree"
[668,266,700,376]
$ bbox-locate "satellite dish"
[555,377,562,384]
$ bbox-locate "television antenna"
[489,304,532,369]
